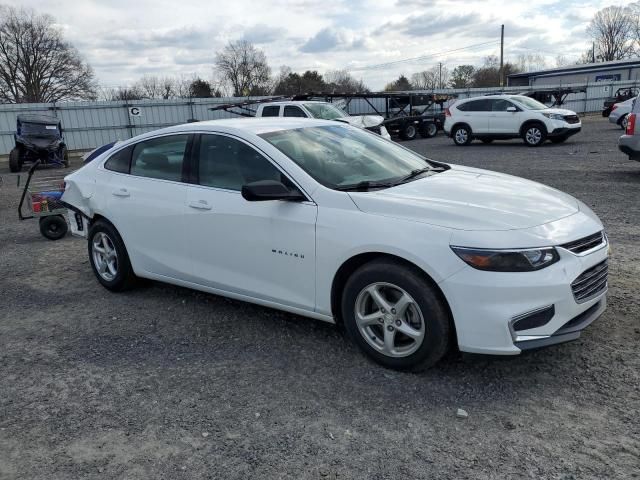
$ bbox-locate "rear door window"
[283,106,308,118]
[130,135,189,182]
[490,99,516,112]
[459,99,491,112]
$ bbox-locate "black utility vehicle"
[603,88,639,117]
[9,114,69,173]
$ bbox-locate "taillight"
[445,107,451,117]
[612,104,618,111]
[626,113,636,135]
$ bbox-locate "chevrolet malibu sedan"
[62,118,608,371]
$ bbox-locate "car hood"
[348,165,580,231]
[542,107,577,116]
[336,115,384,128]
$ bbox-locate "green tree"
[384,74,412,92]
[449,65,475,88]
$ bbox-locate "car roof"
[121,118,340,144]
[261,100,328,105]
[17,114,61,125]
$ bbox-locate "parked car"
[602,87,639,117]
[444,94,582,147]
[214,99,391,140]
[618,99,640,161]
[9,114,69,172]
[608,97,636,130]
[62,118,608,371]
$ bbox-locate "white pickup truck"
[253,100,391,140]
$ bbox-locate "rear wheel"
[400,122,418,141]
[88,220,137,291]
[620,114,629,130]
[9,148,21,173]
[341,259,451,371]
[39,215,68,240]
[452,125,472,146]
[420,122,438,138]
[522,123,547,147]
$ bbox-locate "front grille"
[564,115,580,124]
[571,260,608,303]
[560,231,605,254]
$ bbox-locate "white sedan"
[62,118,608,370]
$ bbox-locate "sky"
[6,0,626,90]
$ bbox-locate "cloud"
[241,24,286,44]
[300,27,371,53]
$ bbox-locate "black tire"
[420,122,438,138]
[550,136,569,144]
[400,122,418,141]
[620,114,629,131]
[452,124,472,146]
[522,123,547,147]
[341,259,451,371]
[9,148,21,173]
[480,138,494,144]
[88,220,137,291]
[39,215,68,240]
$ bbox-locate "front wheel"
[341,259,451,371]
[88,220,137,291]
[9,148,22,173]
[522,124,547,147]
[452,125,472,146]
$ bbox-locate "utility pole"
[592,42,596,63]
[499,24,504,88]
[438,62,442,89]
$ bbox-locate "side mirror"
[241,180,305,202]
[506,106,517,112]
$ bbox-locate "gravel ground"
[1,116,639,480]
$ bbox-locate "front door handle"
[188,199,212,210]
[112,188,130,197]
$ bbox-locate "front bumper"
[548,126,581,138]
[439,240,608,355]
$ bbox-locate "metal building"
[508,58,640,87]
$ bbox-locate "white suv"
[444,95,582,147]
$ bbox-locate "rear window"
[457,99,490,112]
[261,106,280,117]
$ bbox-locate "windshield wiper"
[396,167,433,184]
[335,180,396,191]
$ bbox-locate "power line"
[347,40,501,72]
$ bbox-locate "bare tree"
[554,54,570,68]
[587,6,635,61]
[214,40,271,96]
[0,6,96,103]
[323,70,368,93]
[516,53,547,72]
[136,75,177,99]
[411,65,449,90]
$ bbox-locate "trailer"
[292,92,458,141]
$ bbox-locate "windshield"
[20,123,60,136]
[511,96,548,111]
[304,103,348,120]
[260,125,431,189]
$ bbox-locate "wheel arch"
[330,252,457,343]
[519,119,547,137]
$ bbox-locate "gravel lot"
[1,116,639,479]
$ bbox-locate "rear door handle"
[112,188,130,197]
[188,199,212,210]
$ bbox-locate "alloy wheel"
[354,282,426,358]
[92,232,118,281]
[526,127,542,145]
[455,128,468,144]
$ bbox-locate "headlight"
[542,112,565,121]
[450,246,560,272]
